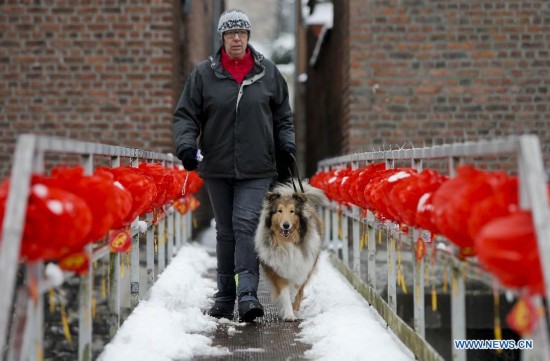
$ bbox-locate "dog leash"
[288,153,305,193]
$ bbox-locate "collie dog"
[254,181,327,321]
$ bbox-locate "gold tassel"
[397,268,401,287]
[192,218,197,228]
[443,267,448,293]
[60,299,73,344]
[400,270,407,294]
[493,285,503,342]
[101,278,106,299]
[92,296,96,319]
[431,286,437,311]
[154,234,158,254]
[359,223,367,251]
[121,254,125,278]
[36,345,44,361]
[378,228,382,245]
[49,288,56,313]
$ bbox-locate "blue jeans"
[205,178,272,296]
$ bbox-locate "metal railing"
[0,134,193,361]
[318,135,550,361]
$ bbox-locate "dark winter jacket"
[172,45,295,179]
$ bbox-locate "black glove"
[178,147,198,171]
[276,144,296,182]
[279,144,296,166]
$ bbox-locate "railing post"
[385,158,397,311]
[366,211,376,290]
[167,208,174,261]
[351,206,361,277]
[79,154,94,361]
[323,207,330,249]
[412,227,425,338]
[175,209,182,249]
[158,214,166,274]
[146,213,155,297]
[108,155,121,338]
[130,157,140,310]
[451,262,466,361]
[517,135,550,360]
[0,135,36,355]
[342,210,349,267]
[411,158,425,338]
[331,202,338,253]
[387,224,397,312]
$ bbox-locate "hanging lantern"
[0,176,93,261]
[475,211,544,294]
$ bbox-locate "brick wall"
[299,0,550,174]
[345,0,550,170]
[0,0,218,178]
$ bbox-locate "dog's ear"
[299,213,308,236]
[292,192,307,204]
[266,192,280,201]
[265,213,272,228]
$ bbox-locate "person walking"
[172,8,295,322]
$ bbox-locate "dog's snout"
[282,221,291,230]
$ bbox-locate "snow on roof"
[302,1,333,67]
[302,1,333,28]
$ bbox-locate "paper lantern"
[390,169,447,228]
[475,211,544,294]
[50,166,126,242]
[98,166,157,220]
[351,163,385,209]
[432,166,507,252]
[0,176,93,261]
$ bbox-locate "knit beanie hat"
[217,9,251,36]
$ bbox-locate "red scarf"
[221,48,254,84]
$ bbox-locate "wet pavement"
[194,270,311,360]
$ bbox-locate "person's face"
[223,29,249,59]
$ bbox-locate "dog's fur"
[254,181,327,321]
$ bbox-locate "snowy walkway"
[98,226,415,361]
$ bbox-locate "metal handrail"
[318,135,550,361]
[0,134,193,361]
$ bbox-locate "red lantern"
[50,166,127,242]
[390,169,447,228]
[98,166,157,220]
[415,192,439,235]
[351,163,385,209]
[364,168,400,220]
[0,176,93,261]
[432,166,509,253]
[467,176,518,241]
[475,211,544,294]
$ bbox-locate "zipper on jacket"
[234,67,266,178]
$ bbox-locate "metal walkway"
[194,267,311,361]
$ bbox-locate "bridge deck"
[194,266,311,360]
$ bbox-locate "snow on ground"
[99,224,414,361]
